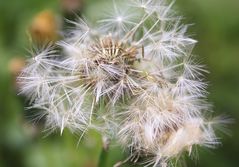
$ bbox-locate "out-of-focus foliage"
[0,0,238,167]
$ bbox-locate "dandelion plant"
[18,0,225,166]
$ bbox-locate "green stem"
[98,147,108,167]
[97,96,109,167]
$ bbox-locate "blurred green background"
[0,0,239,167]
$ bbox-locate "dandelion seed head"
[18,0,226,166]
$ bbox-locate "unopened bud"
[29,10,58,43]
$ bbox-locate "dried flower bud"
[29,10,58,43]
[8,57,25,76]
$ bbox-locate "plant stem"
[98,147,108,167]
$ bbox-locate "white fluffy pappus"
[18,0,227,166]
